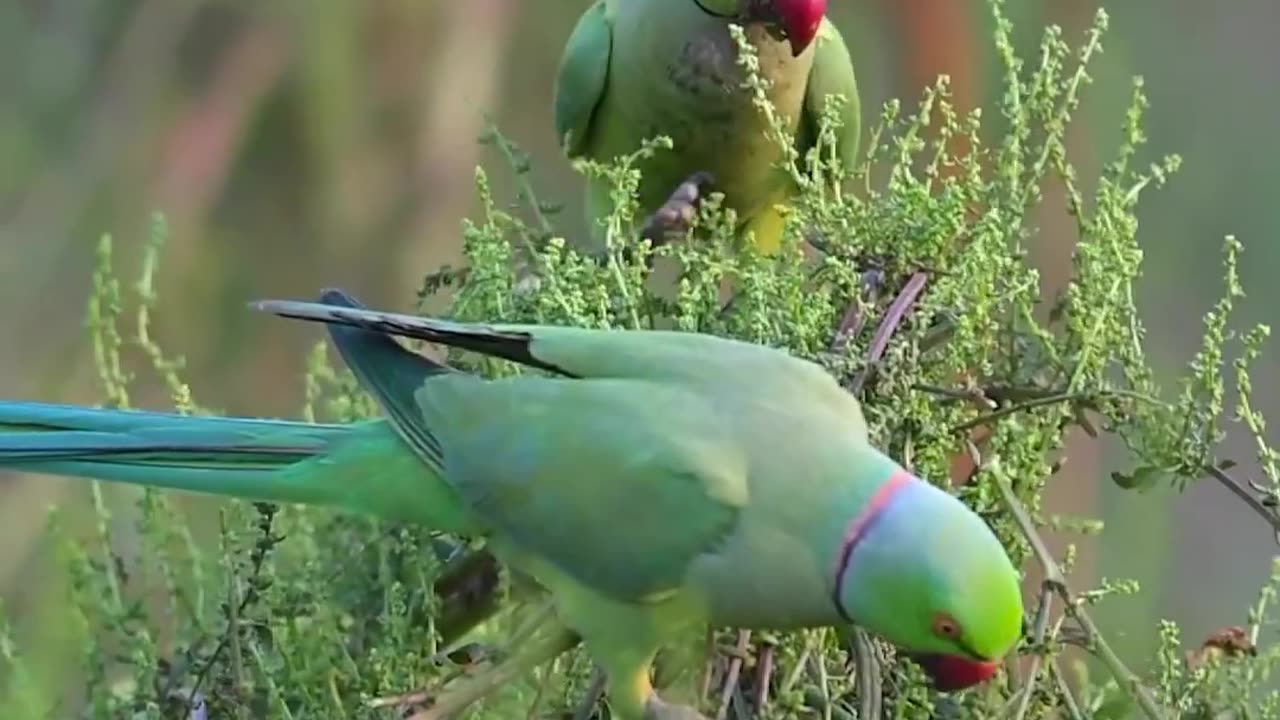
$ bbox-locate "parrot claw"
[638,171,717,248]
[381,623,579,720]
[643,694,709,720]
[584,171,714,268]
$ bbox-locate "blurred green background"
[1,0,1277,701]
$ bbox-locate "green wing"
[253,296,850,416]
[419,374,749,602]
[553,0,615,158]
[797,18,862,174]
[295,292,749,602]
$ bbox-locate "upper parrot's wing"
[303,291,749,602]
[797,18,862,174]
[553,0,615,158]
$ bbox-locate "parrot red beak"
[907,653,1002,692]
[772,0,826,56]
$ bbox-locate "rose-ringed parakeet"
[554,0,861,254]
[0,290,1021,719]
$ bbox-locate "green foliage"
[3,1,1279,718]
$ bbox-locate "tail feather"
[0,401,462,526]
[0,427,325,465]
[252,290,574,376]
[0,289,482,529]
[0,401,353,502]
[0,399,348,437]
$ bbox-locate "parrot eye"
[931,613,962,640]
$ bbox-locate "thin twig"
[367,687,438,710]
[716,630,752,720]
[928,382,1280,544]
[972,442,1167,720]
[847,271,928,393]
[186,505,280,715]
[911,382,996,406]
[1203,463,1280,539]
[525,660,555,720]
[572,667,607,720]
[950,388,1158,433]
[852,629,882,720]
[485,124,556,240]
[780,632,815,696]
[1010,589,1054,720]
[699,628,717,703]
[754,641,775,712]
[809,640,833,720]
[227,565,245,717]
[830,269,886,353]
[731,684,754,720]
[1049,659,1085,720]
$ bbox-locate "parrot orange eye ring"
[931,613,962,640]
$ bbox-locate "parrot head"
[695,0,827,56]
[832,465,1024,692]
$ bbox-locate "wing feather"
[417,374,750,601]
[553,0,614,158]
[797,19,862,174]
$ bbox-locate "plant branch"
[852,628,882,720]
[1010,589,1055,720]
[754,639,775,712]
[1203,463,1280,541]
[571,666,607,720]
[830,268,886,354]
[1049,659,1085,720]
[186,504,282,715]
[971,443,1167,720]
[949,388,1159,433]
[847,271,929,394]
[716,631,752,720]
[928,379,1280,542]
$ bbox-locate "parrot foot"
[643,694,709,720]
[638,171,717,248]
[372,623,579,720]
[365,647,496,717]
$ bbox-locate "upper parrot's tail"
[0,401,464,528]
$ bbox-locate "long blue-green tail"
[0,401,465,527]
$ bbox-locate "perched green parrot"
[554,0,861,253]
[0,290,1021,719]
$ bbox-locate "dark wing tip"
[318,287,362,308]
[249,289,575,377]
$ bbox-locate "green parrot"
[554,0,861,254]
[0,290,1021,719]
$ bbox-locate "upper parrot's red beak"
[772,0,826,56]
[907,653,1002,692]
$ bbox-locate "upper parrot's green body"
[554,0,861,254]
[0,290,1020,719]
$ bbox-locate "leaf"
[1111,465,1164,492]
